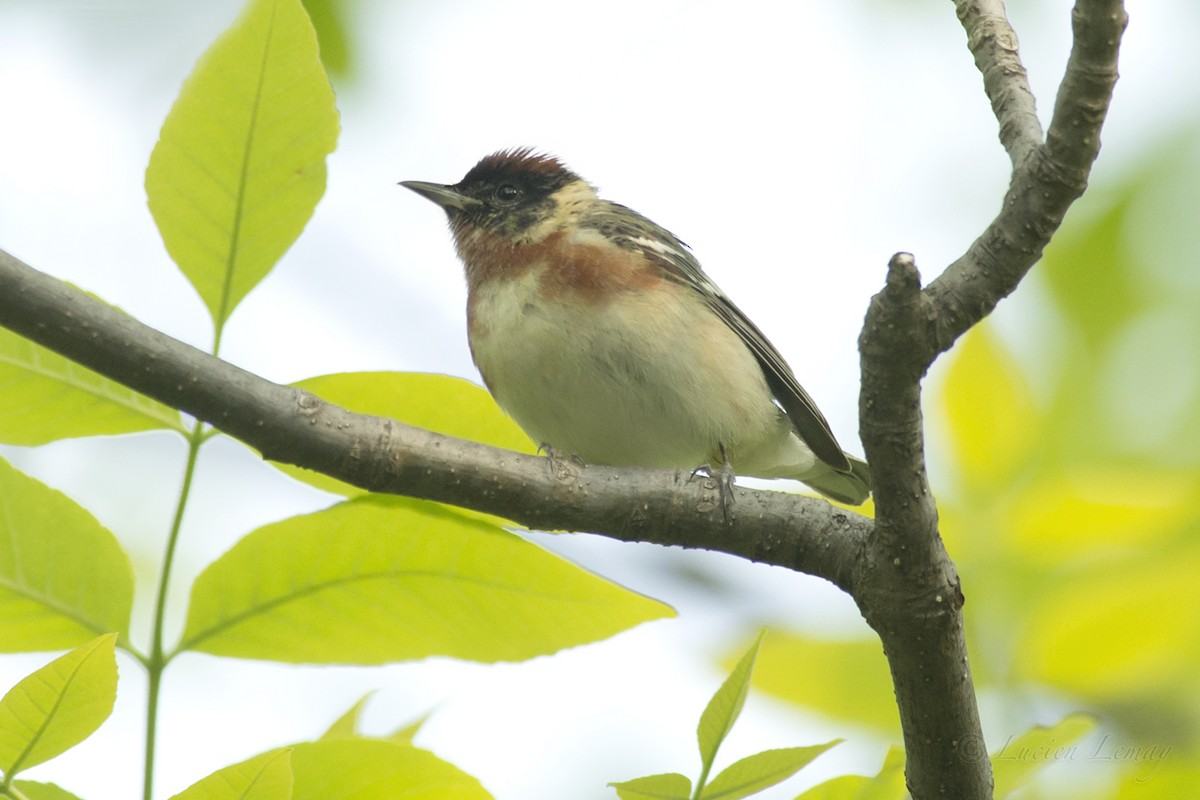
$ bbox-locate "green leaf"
[11,781,85,800]
[1017,546,1200,697]
[1006,468,1194,564]
[0,634,118,777]
[608,773,692,800]
[290,738,492,800]
[0,324,183,444]
[319,693,373,740]
[177,495,672,663]
[386,712,430,745]
[795,746,906,800]
[939,325,1038,494]
[168,748,292,800]
[146,0,339,328]
[274,372,534,497]
[748,632,898,734]
[0,457,135,651]
[300,0,351,77]
[697,631,765,778]
[1042,193,1144,350]
[700,743,840,800]
[991,714,1096,798]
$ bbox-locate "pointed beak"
[399,180,477,212]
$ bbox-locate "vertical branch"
[852,2,1127,798]
[857,254,987,799]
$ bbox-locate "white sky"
[0,1,1194,798]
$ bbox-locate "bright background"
[2,1,1199,798]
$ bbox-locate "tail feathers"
[802,454,871,506]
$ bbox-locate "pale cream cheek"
[522,180,597,244]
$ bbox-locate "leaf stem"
[690,761,713,800]
[143,419,207,800]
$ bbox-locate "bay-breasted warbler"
[402,148,871,505]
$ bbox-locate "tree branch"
[0,247,870,591]
[955,0,1043,164]
[853,2,1126,798]
[931,0,1128,357]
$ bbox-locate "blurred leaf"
[0,325,183,444]
[11,781,84,800]
[301,0,352,76]
[1112,750,1197,798]
[168,748,292,800]
[274,372,534,498]
[0,457,134,651]
[749,632,897,735]
[318,693,429,744]
[701,743,839,800]
[609,773,692,800]
[290,738,491,800]
[0,634,118,776]
[319,693,374,740]
[698,631,764,777]
[387,712,431,745]
[1017,543,1200,697]
[178,495,672,663]
[940,325,1038,493]
[1042,195,1144,349]
[146,0,339,329]
[795,746,906,799]
[1007,468,1195,563]
[991,714,1096,798]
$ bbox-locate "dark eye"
[494,183,522,203]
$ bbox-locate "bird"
[401,148,870,506]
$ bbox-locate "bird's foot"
[538,442,584,480]
[690,446,736,523]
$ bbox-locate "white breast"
[468,270,817,477]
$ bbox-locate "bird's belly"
[468,273,787,470]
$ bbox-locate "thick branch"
[858,255,980,798]
[0,247,869,590]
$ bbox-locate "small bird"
[401,148,870,505]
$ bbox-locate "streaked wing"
[583,202,852,473]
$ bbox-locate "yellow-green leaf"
[795,746,906,800]
[609,773,692,800]
[0,457,134,651]
[991,714,1096,798]
[319,693,373,740]
[1006,468,1195,563]
[698,631,764,774]
[290,738,491,800]
[0,325,183,444]
[11,781,84,800]
[168,748,292,800]
[1016,547,1200,697]
[274,372,534,497]
[748,632,898,734]
[939,325,1038,493]
[701,743,840,800]
[177,495,672,664]
[386,712,430,746]
[0,634,118,776]
[1042,194,1144,349]
[146,0,339,328]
